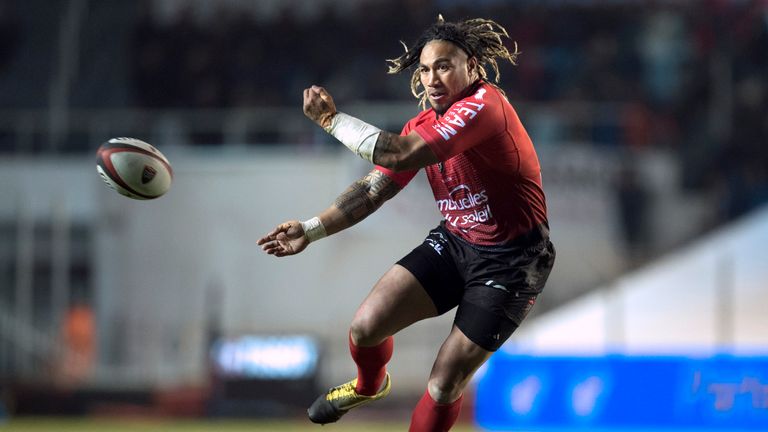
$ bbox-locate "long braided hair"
[387,15,520,109]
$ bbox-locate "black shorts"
[397,222,555,351]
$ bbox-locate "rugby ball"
[96,137,173,200]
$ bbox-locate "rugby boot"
[307,373,392,424]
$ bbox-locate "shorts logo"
[427,238,443,255]
[485,280,509,293]
[426,231,447,255]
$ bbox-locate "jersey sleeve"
[413,85,505,161]
[373,120,418,188]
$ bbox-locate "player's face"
[419,40,477,114]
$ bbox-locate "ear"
[467,56,478,76]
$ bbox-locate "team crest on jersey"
[437,162,444,173]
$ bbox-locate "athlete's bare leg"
[350,264,438,347]
[426,324,492,403]
[407,324,491,430]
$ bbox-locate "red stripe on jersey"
[374,166,417,189]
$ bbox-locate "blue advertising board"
[476,353,768,430]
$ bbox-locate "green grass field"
[1,418,479,431]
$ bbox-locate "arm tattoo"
[333,170,401,226]
[363,170,400,202]
[372,132,400,167]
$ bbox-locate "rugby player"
[258,15,555,431]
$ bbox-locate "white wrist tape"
[300,216,327,243]
[324,112,380,163]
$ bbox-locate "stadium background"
[0,0,766,430]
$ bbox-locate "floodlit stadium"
[1,0,767,431]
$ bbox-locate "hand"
[303,85,337,129]
[257,221,309,257]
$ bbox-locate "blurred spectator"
[638,6,692,108]
[616,160,651,265]
[57,301,96,386]
[0,1,20,73]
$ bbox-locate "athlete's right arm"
[257,169,401,257]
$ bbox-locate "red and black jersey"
[376,81,547,247]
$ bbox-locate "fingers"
[260,235,288,255]
[304,86,323,117]
[305,86,321,99]
[261,240,284,255]
[258,222,298,257]
[256,230,275,245]
[302,88,311,113]
[312,85,333,103]
[306,85,330,99]
[257,223,289,245]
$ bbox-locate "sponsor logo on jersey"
[436,184,493,231]
[436,185,488,211]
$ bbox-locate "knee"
[350,312,385,346]
[427,376,463,404]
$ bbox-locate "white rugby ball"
[96,137,173,200]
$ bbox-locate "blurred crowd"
[128,0,767,221]
[0,0,765,221]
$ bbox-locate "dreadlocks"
[387,15,520,109]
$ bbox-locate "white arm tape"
[324,112,380,163]
[300,216,327,243]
